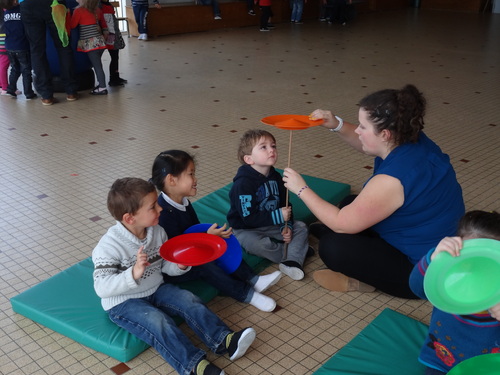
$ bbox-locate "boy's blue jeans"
[108,283,231,375]
[163,261,257,303]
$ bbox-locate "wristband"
[329,116,344,132]
[297,185,309,198]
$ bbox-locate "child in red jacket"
[256,0,273,31]
[100,0,127,87]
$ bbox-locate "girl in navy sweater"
[2,0,36,99]
[151,149,282,313]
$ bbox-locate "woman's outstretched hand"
[309,109,336,130]
[283,167,307,195]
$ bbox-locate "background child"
[2,0,36,99]
[256,0,272,31]
[0,9,11,96]
[70,0,108,95]
[93,177,256,375]
[131,0,161,41]
[409,210,500,375]
[100,0,127,87]
[151,150,281,313]
[290,0,306,24]
[227,129,312,281]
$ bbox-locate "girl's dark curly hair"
[358,84,426,145]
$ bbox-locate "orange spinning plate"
[261,114,323,130]
[160,233,227,266]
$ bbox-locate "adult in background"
[282,84,465,298]
[19,0,79,105]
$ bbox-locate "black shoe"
[90,86,108,95]
[26,94,38,100]
[226,328,256,361]
[306,246,315,258]
[108,80,124,87]
[309,223,331,239]
[193,359,224,375]
[109,77,127,86]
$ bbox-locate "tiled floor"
[1,8,499,375]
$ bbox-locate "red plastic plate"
[160,233,227,266]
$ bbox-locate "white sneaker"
[214,15,222,20]
[249,291,276,312]
[137,34,143,40]
[279,262,304,281]
[253,270,282,293]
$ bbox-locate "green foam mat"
[11,175,350,362]
[313,308,428,375]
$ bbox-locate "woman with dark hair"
[282,84,465,298]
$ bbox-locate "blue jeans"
[108,283,231,375]
[163,261,257,303]
[132,4,149,34]
[199,0,221,17]
[290,0,304,22]
[7,50,36,97]
[20,0,78,99]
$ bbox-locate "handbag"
[105,33,116,46]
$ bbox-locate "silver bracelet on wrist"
[329,116,344,132]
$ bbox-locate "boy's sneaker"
[248,10,256,15]
[279,261,304,280]
[25,94,38,100]
[214,15,222,20]
[249,291,276,312]
[225,328,256,361]
[253,270,281,293]
[260,27,269,31]
[193,359,224,375]
[5,90,17,98]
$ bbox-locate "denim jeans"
[7,50,36,96]
[199,0,221,17]
[132,4,149,34]
[108,283,231,375]
[290,0,304,22]
[20,0,78,99]
[163,261,256,303]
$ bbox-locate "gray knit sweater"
[92,222,190,311]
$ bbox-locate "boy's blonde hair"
[237,129,276,164]
[107,178,156,221]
